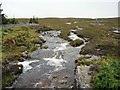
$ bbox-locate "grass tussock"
[69,39,84,47]
[59,30,72,41]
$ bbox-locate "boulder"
[21,51,28,57]
[2,63,23,88]
[2,63,23,75]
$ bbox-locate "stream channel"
[12,30,87,88]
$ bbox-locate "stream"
[12,30,87,88]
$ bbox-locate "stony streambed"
[11,30,99,88]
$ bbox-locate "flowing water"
[12,30,86,88]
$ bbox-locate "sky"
[0,0,119,18]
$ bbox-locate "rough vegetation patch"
[2,26,45,88]
[59,30,72,41]
[69,39,84,47]
[92,58,120,88]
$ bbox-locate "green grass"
[2,64,23,88]
[17,18,94,30]
[92,57,120,88]
[1,25,45,88]
[76,56,120,88]
[3,17,119,89]
[2,26,44,63]
[2,73,15,88]
[76,56,107,66]
[74,18,119,57]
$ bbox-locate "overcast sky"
[0,0,119,18]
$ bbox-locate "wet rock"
[18,57,25,62]
[59,80,67,84]
[9,64,23,74]
[21,51,28,59]
[52,75,57,79]
[75,60,78,65]
[35,44,41,47]
[19,51,30,59]
[5,54,24,62]
[76,66,91,88]
[2,63,23,88]
[70,85,74,88]
[64,75,69,78]
[34,40,43,45]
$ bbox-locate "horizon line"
[7,16,119,19]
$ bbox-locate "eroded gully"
[12,30,87,88]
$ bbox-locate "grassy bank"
[92,57,119,88]
[2,26,44,62]
[75,18,119,57]
[76,56,120,88]
[1,25,46,88]
[59,30,72,41]
[2,17,119,88]
[37,18,119,88]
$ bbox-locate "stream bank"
[9,30,84,88]
[7,29,100,89]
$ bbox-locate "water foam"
[18,60,39,73]
[43,51,66,71]
[54,43,69,51]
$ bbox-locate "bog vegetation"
[1,26,46,88]
[1,17,120,88]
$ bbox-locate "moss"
[2,64,23,88]
[69,39,84,47]
[59,30,72,41]
[2,73,15,88]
